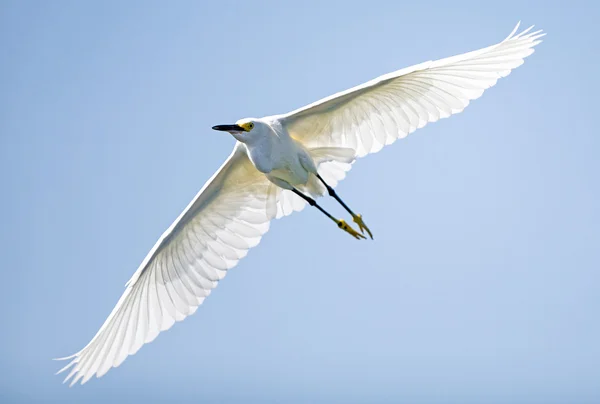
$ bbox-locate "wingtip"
[69,376,82,388]
[504,21,546,44]
[53,354,76,361]
[54,353,79,375]
[65,368,83,387]
[503,22,520,41]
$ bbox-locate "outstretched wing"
[56,143,278,385]
[280,23,544,157]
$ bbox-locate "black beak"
[212,124,245,132]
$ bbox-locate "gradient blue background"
[1,0,598,402]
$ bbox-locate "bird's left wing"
[56,143,278,385]
[280,23,544,158]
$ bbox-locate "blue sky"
[1,0,599,403]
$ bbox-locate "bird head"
[212,118,264,143]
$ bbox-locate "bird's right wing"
[56,143,278,385]
[280,22,544,158]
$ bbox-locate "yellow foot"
[352,214,373,239]
[337,219,366,240]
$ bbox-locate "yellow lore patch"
[238,122,254,132]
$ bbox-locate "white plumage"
[56,22,544,385]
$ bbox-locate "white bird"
[56,22,544,385]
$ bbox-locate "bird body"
[56,22,544,386]
[239,118,317,189]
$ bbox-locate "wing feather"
[56,143,277,385]
[281,22,544,157]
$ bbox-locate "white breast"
[245,122,312,187]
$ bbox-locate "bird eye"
[249,123,254,129]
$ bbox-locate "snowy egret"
[56,22,544,385]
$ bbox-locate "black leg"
[315,174,373,239]
[291,188,336,222]
[316,174,356,216]
[292,188,365,240]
